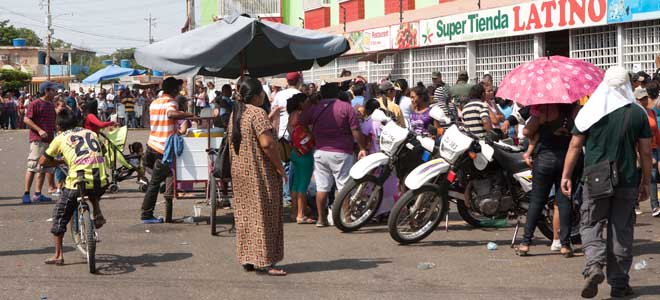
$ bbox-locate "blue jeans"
[523,149,572,246]
[650,149,659,210]
[126,111,137,128]
[282,162,292,203]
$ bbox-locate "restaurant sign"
[419,0,607,46]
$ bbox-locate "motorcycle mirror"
[429,106,451,124]
[371,109,391,123]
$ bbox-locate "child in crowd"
[287,93,316,224]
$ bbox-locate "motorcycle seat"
[492,145,528,174]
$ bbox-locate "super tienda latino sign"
[419,0,607,46]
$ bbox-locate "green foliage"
[0,20,42,47]
[50,38,72,49]
[0,69,32,90]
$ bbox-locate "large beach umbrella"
[496,56,605,106]
[82,65,147,84]
[134,14,350,78]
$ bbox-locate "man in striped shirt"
[432,71,458,127]
[141,77,194,223]
[461,83,492,139]
[120,88,137,128]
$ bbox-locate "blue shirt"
[351,96,365,108]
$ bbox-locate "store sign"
[344,31,365,55]
[391,22,419,49]
[419,0,607,47]
[363,27,391,52]
[607,1,660,24]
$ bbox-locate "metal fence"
[623,19,660,74]
[475,36,535,86]
[570,25,618,70]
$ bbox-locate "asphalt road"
[1,129,659,300]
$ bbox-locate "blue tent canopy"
[82,64,147,84]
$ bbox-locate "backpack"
[212,137,231,179]
[290,124,315,155]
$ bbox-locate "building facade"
[199,0,660,85]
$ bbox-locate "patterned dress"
[228,104,284,268]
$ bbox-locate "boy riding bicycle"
[39,109,108,265]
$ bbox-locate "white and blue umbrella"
[82,64,147,84]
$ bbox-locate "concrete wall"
[199,0,218,26]
[364,0,385,19]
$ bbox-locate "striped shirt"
[433,84,450,105]
[461,100,490,138]
[122,97,136,113]
[147,95,177,154]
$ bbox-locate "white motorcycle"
[332,108,438,232]
[387,109,556,245]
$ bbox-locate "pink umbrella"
[496,56,605,106]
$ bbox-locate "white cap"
[57,89,63,93]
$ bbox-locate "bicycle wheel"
[210,176,218,236]
[82,208,96,273]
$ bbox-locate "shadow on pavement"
[633,239,660,256]
[284,258,391,274]
[0,246,75,256]
[95,252,193,275]
[602,285,660,300]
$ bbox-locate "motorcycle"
[332,108,437,232]
[387,108,556,245]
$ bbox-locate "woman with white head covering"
[560,66,653,299]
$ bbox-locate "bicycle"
[68,179,98,273]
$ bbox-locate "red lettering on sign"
[558,0,568,26]
[526,5,543,30]
[588,0,606,22]
[540,1,557,27]
[568,0,586,25]
[513,6,525,31]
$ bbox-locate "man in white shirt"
[273,72,302,140]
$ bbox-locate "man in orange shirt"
[141,77,194,223]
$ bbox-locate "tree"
[0,69,32,90]
[0,20,42,47]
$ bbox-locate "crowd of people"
[18,62,660,296]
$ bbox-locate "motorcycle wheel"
[332,176,383,232]
[456,199,489,228]
[388,184,448,245]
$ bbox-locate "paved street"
[1,129,659,300]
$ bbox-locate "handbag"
[212,137,231,179]
[277,138,293,162]
[582,106,629,199]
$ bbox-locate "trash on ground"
[634,260,648,271]
[46,218,53,222]
[487,242,498,251]
[417,262,436,270]
[179,241,190,245]
[145,229,150,233]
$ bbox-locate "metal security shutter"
[369,50,411,82]
[475,36,534,86]
[411,45,467,86]
[623,20,660,74]
[570,25,617,70]
[310,61,336,83]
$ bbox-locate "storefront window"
[476,36,534,86]
[623,20,660,74]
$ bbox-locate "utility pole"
[341,6,346,32]
[46,0,52,80]
[399,0,403,24]
[144,13,156,44]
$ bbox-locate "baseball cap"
[634,88,648,99]
[39,81,63,94]
[286,72,301,83]
[431,71,441,78]
[379,81,394,91]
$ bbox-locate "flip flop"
[44,258,64,265]
[296,217,316,224]
[256,266,287,276]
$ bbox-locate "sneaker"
[610,285,634,298]
[32,194,52,203]
[327,209,334,226]
[550,240,561,251]
[141,217,164,224]
[51,189,62,197]
[22,194,31,204]
[635,206,642,215]
[652,207,660,217]
[581,266,605,298]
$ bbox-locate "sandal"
[516,244,530,256]
[242,264,255,272]
[296,217,316,224]
[256,266,287,276]
[44,257,64,265]
[560,246,574,258]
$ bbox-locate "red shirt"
[646,108,660,149]
[84,114,114,134]
[26,98,56,143]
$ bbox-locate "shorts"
[290,150,314,193]
[51,188,104,236]
[313,150,354,193]
[27,141,54,173]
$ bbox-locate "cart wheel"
[108,184,119,194]
[138,183,147,193]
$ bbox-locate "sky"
[0,0,200,55]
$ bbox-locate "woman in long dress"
[228,78,287,276]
